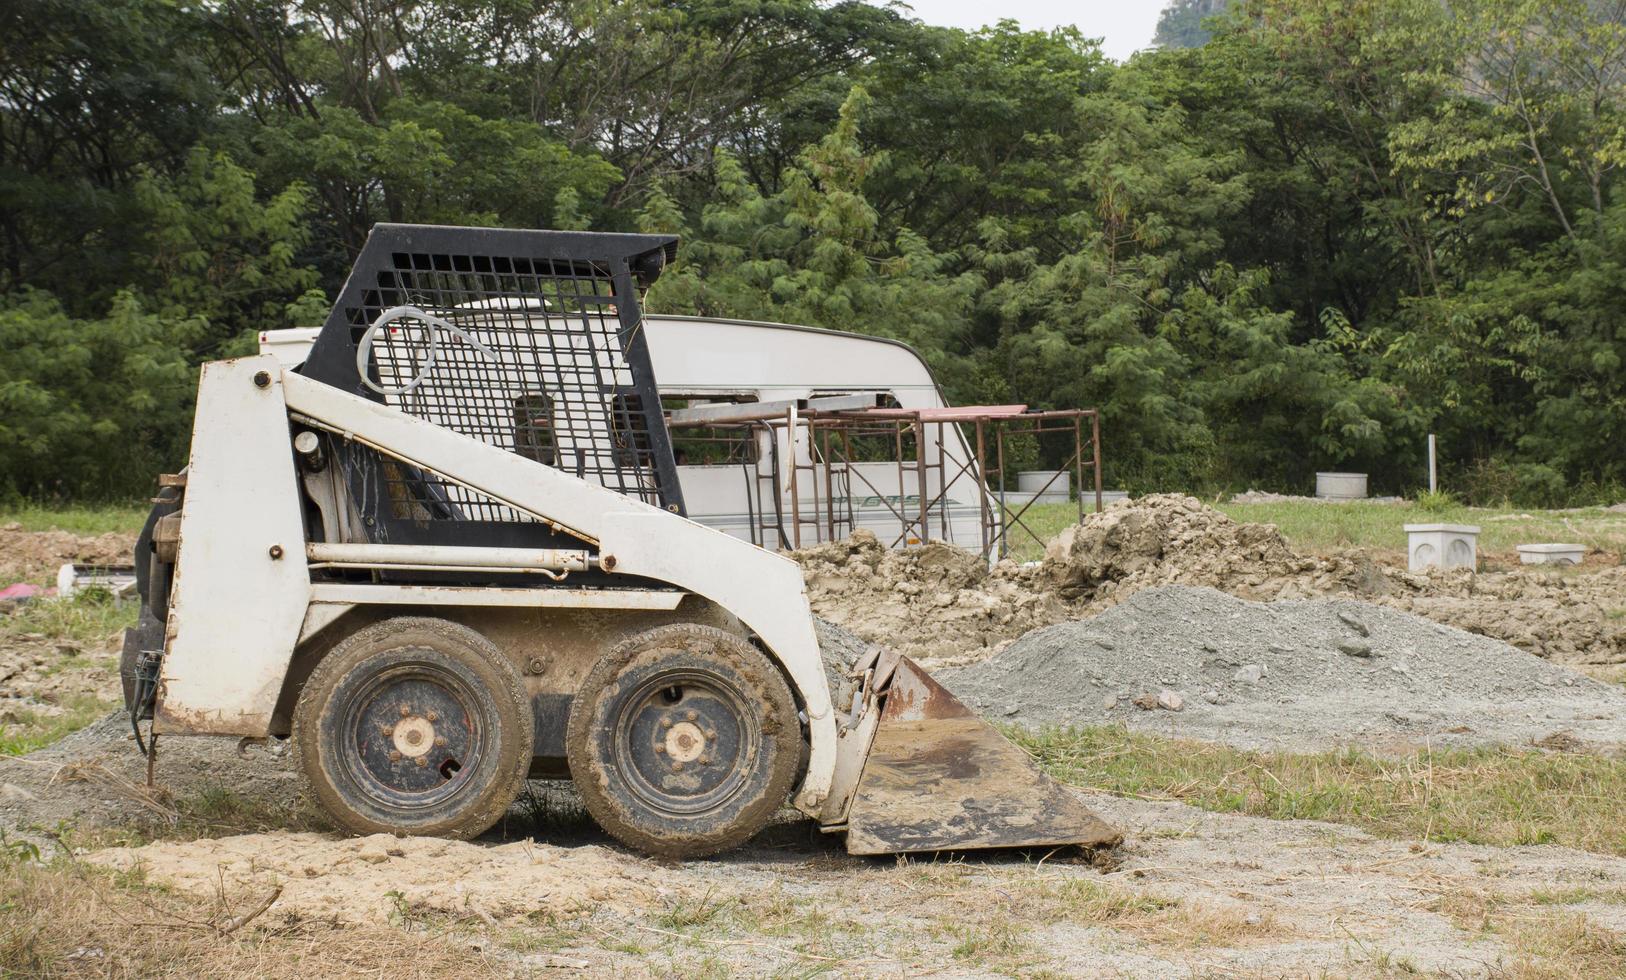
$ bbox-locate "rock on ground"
[944,584,1626,752]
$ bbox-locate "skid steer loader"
[121,224,1117,858]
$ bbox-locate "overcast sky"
[880,0,1166,61]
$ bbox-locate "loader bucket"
[842,656,1120,856]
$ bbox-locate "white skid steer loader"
[121,224,1117,858]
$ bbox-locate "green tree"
[0,291,201,497]
[1154,0,1230,50]
[643,88,982,392]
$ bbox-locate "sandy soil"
[64,790,1626,976]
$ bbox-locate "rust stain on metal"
[844,656,1119,856]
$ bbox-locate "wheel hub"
[664,721,707,763]
[393,715,437,759]
[612,672,753,816]
[339,662,481,809]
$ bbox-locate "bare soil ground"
[3,512,1626,976]
[14,776,1626,976]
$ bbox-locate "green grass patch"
[0,502,148,536]
[0,590,138,646]
[0,695,113,756]
[1015,725,1626,856]
[999,498,1626,560]
[1220,499,1626,557]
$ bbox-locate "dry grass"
[0,850,512,978]
[1433,887,1626,979]
[1016,726,1626,856]
[1019,877,1283,948]
[891,859,1286,975]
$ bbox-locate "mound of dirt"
[1040,493,1392,601]
[88,832,675,926]
[0,524,135,586]
[944,585,1626,752]
[1388,569,1626,666]
[795,495,1626,668]
[792,530,1064,664]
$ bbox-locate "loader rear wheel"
[567,624,802,859]
[294,617,532,840]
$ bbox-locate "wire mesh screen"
[299,228,685,527]
[336,436,534,525]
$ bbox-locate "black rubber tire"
[567,624,803,859]
[293,617,532,839]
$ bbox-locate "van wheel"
[567,624,802,859]
[294,617,531,839]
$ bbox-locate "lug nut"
[415,757,427,768]
[671,762,683,772]
[434,736,446,747]
[660,718,673,728]
[399,704,411,717]
[685,710,698,722]
[698,756,710,766]
[654,743,666,754]
[425,710,438,722]
[389,750,402,762]
[383,726,395,737]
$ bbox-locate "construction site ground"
[3,497,1626,977]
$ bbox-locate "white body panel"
[159,356,839,808]
[157,360,312,734]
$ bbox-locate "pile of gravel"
[943,585,1626,752]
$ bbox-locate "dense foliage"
[2,0,1624,503]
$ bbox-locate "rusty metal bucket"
[832,651,1119,856]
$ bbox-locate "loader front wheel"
[294,617,532,839]
[567,624,802,859]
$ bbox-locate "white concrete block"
[1516,543,1584,565]
[1316,472,1368,500]
[1016,470,1071,505]
[1405,523,1480,572]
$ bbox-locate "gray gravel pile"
[943,584,1626,752]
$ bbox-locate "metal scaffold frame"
[666,402,1102,559]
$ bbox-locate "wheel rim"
[336,655,486,812]
[609,668,758,817]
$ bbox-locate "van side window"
[811,391,901,462]
[663,395,760,464]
